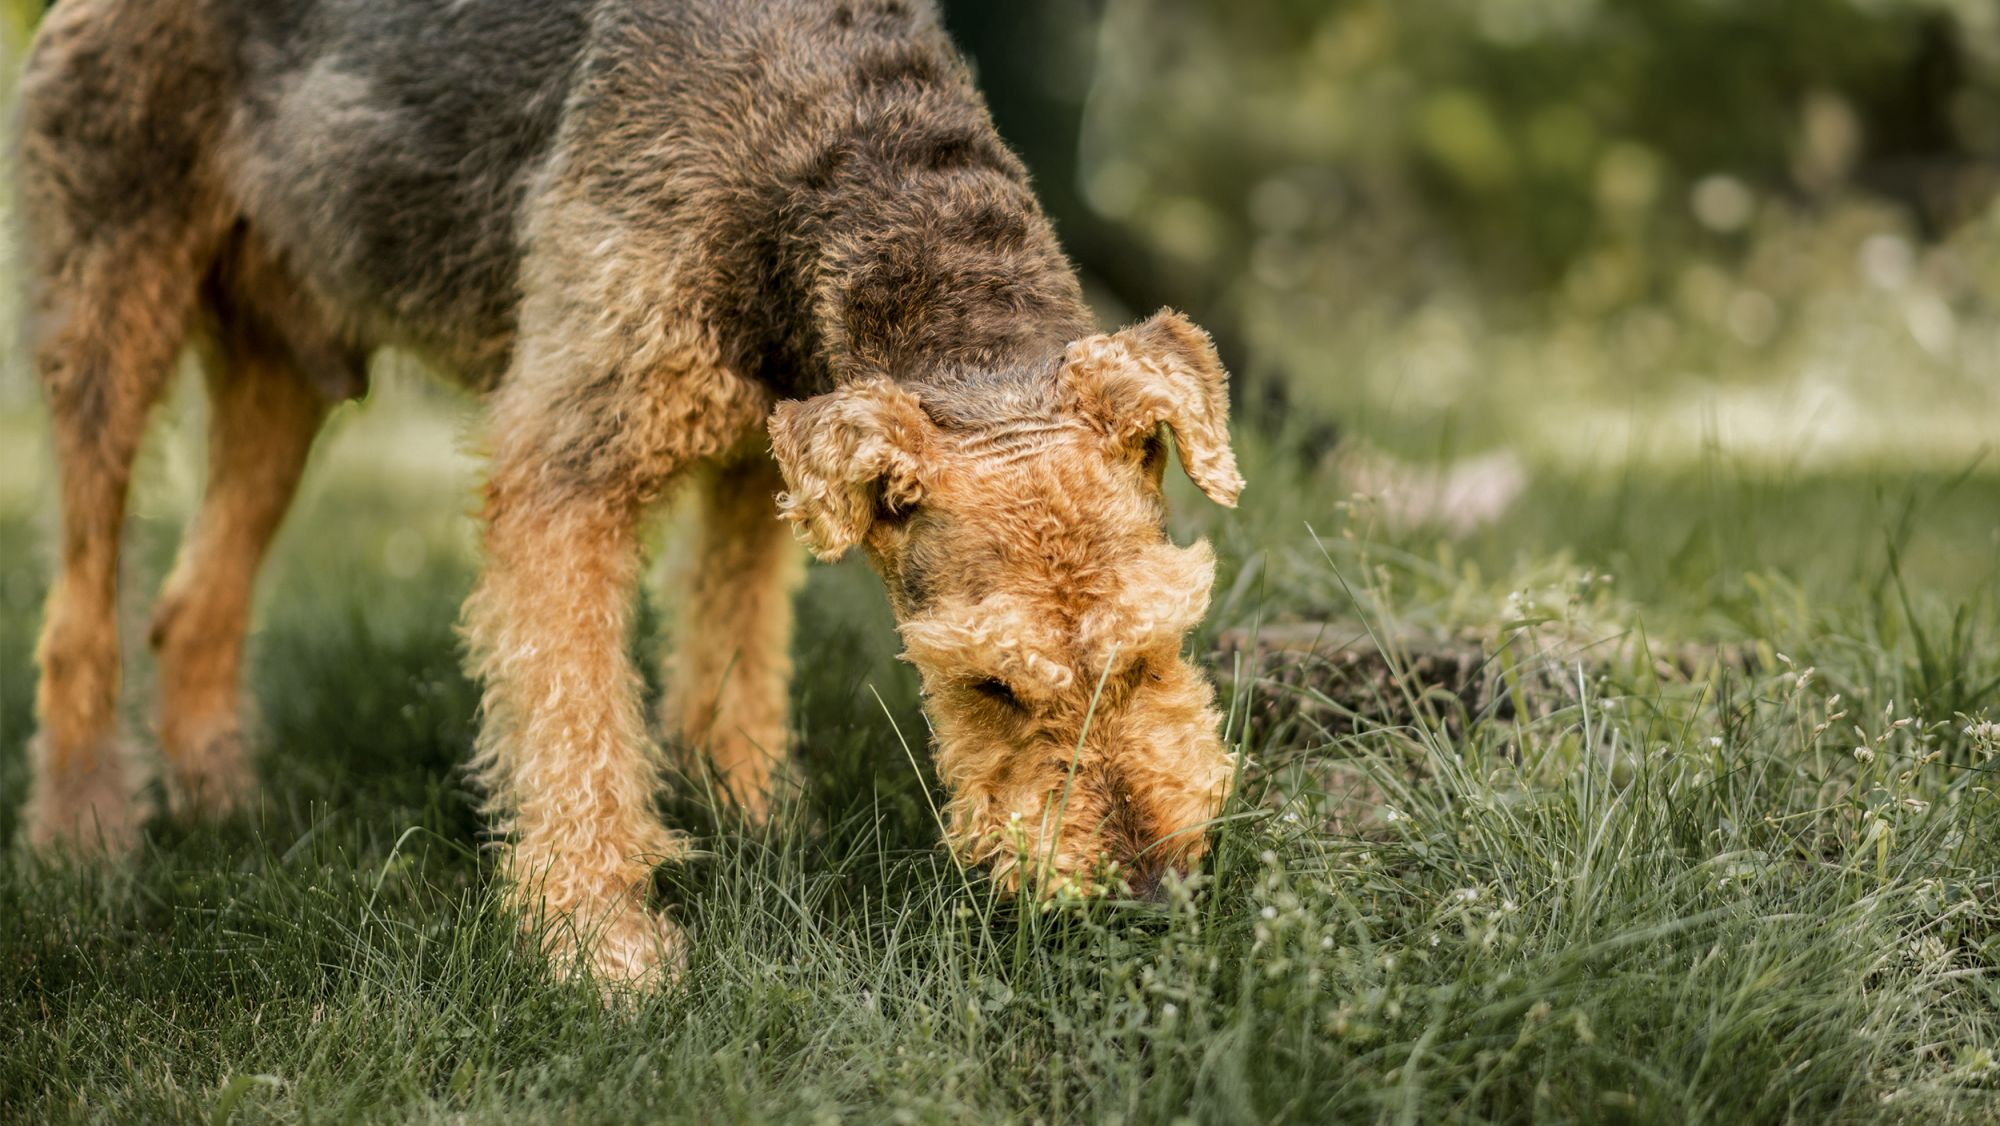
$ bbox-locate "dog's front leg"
[663,454,803,822]
[462,429,687,990]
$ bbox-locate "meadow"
[5,2,2000,1119]
[1,362,1996,1122]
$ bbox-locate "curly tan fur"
[17,0,1242,990]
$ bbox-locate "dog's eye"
[876,493,918,525]
[970,677,1021,709]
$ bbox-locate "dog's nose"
[1126,866,1171,904]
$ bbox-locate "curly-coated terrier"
[17,0,1243,986]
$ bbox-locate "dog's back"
[219,0,601,377]
[22,0,1040,392]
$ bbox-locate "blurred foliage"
[936,0,2000,459]
[1078,0,1998,306]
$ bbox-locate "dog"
[15,0,1243,987]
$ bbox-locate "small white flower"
[1903,798,1931,815]
[1854,746,1875,764]
[1160,1003,1179,1020]
[1709,736,1724,749]
[1260,850,1277,864]
[1599,699,1617,712]
[1260,905,1278,920]
[1452,887,1481,903]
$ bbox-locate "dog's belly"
[220,0,600,386]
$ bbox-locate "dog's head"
[770,310,1240,896]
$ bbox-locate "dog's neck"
[771,146,1095,396]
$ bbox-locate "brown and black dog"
[16,0,1243,988]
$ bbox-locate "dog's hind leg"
[18,225,225,855]
[148,314,330,816]
[17,0,236,853]
[664,455,803,823]
[23,237,213,854]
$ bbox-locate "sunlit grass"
[2,382,1995,1120]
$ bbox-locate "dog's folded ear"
[769,377,936,559]
[1058,309,1244,506]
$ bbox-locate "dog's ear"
[769,377,935,559]
[1058,309,1243,506]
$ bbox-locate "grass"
[1,376,1997,1123]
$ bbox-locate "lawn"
[1,369,1995,1123]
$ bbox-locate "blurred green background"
[946,0,1999,465]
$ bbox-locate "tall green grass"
[2,415,1996,1122]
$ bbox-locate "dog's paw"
[590,903,690,996]
[540,894,689,997]
[20,736,149,857]
[164,722,256,817]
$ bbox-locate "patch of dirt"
[1212,620,1747,745]
[1209,620,1749,836]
